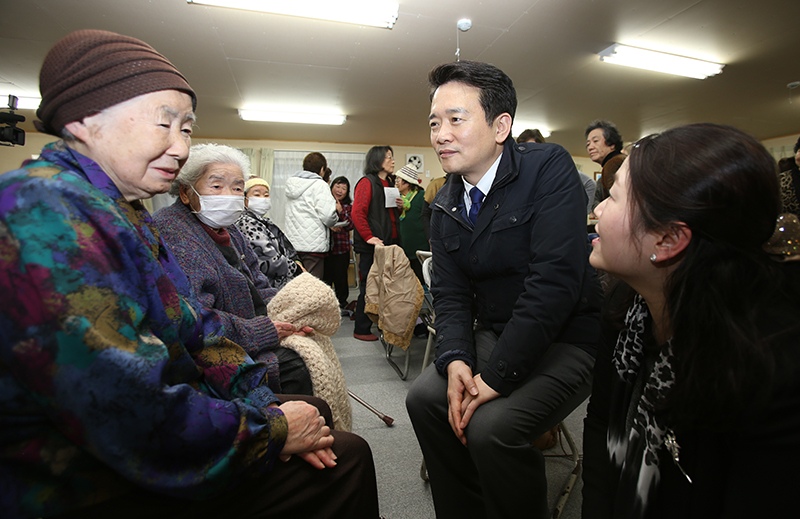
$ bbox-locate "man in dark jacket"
[406,60,602,519]
[586,119,626,200]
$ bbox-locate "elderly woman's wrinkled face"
[395,177,410,194]
[248,185,269,198]
[64,90,194,201]
[180,162,245,211]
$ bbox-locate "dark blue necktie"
[468,186,483,225]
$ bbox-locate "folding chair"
[380,251,432,380]
[415,251,436,373]
[544,420,582,519]
[366,245,423,380]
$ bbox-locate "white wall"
[762,133,800,161]
[0,132,448,187]
[0,132,57,172]
[6,130,797,190]
[191,137,446,189]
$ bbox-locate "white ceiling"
[2,0,799,157]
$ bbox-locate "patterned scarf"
[607,295,676,518]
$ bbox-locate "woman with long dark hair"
[323,175,355,311]
[582,123,800,518]
[351,145,400,341]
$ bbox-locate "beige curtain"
[260,148,274,186]
[238,147,257,178]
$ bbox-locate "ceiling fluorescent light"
[598,43,724,79]
[239,109,346,125]
[188,0,399,29]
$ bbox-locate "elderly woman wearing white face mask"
[237,177,304,290]
[1,30,378,519]
[154,143,314,396]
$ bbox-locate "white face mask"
[247,196,272,216]
[191,186,245,228]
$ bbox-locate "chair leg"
[421,326,435,373]
[550,421,582,519]
[380,332,410,380]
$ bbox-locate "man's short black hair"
[428,60,517,126]
[585,120,623,153]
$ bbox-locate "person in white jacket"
[285,152,339,279]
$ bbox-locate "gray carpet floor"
[333,289,587,519]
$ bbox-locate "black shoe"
[414,322,428,338]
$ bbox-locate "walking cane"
[348,390,394,426]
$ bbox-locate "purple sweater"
[154,200,281,378]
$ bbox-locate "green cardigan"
[398,187,429,261]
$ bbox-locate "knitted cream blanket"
[267,273,353,431]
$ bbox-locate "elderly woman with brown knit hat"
[0,30,378,519]
[237,176,305,290]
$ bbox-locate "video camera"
[1,95,26,146]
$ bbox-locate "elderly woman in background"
[394,164,428,283]
[154,143,312,395]
[582,123,800,518]
[237,177,304,290]
[0,30,378,519]
[323,175,355,311]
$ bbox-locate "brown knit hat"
[35,29,197,136]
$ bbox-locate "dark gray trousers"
[406,329,594,519]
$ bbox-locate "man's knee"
[406,369,444,423]
[463,405,521,450]
[405,379,428,421]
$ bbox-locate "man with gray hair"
[585,119,625,199]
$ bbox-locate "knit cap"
[35,29,196,136]
[395,164,421,185]
[245,177,270,194]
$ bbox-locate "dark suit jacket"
[429,138,602,396]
